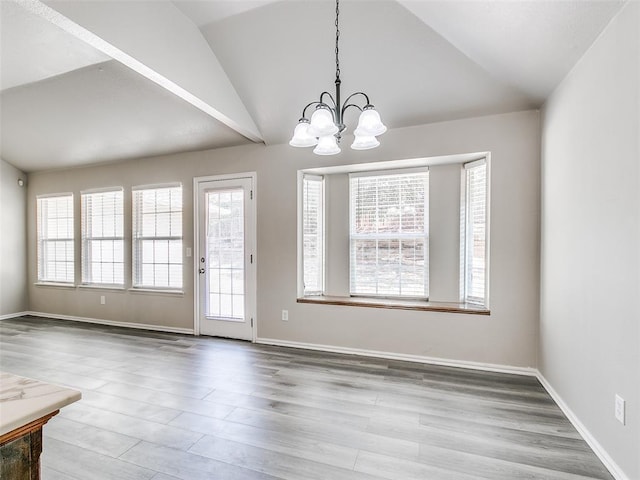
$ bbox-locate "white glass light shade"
[313,135,341,155]
[351,135,380,150]
[289,121,318,147]
[354,108,387,137]
[307,108,339,137]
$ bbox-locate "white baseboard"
[255,337,537,377]
[24,311,194,335]
[0,311,30,321]
[536,372,629,480]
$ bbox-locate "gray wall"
[540,3,639,478]
[0,158,28,316]
[27,109,540,369]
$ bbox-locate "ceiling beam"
[14,0,263,143]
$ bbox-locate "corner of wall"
[0,158,29,316]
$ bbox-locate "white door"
[195,175,255,340]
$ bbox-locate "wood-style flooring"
[0,316,614,480]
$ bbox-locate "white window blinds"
[37,194,74,283]
[81,189,124,285]
[132,185,183,289]
[302,175,324,295]
[350,170,429,298]
[462,160,487,305]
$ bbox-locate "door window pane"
[206,188,245,319]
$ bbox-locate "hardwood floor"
[0,316,614,480]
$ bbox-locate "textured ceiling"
[173,0,277,27]
[400,0,626,101]
[0,0,627,172]
[0,0,109,90]
[1,60,250,172]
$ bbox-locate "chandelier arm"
[342,92,371,107]
[341,103,364,118]
[319,92,337,109]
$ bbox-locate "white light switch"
[186,247,192,257]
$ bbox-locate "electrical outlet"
[100,295,106,305]
[282,310,289,321]
[615,395,625,425]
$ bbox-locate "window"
[37,194,74,283]
[302,175,324,295]
[81,189,124,285]
[461,160,488,305]
[132,185,183,290]
[298,156,490,313]
[350,169,429,298]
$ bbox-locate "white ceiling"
[400,0,626,102]
[0,0,109,90]
[1,60,249,172]
[173,0,277,27]
[0,0,626,172]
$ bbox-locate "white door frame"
[193,172,257,340]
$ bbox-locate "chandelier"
[289,0,386,155]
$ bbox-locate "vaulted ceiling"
[0,0,626,172]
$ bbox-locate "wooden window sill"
[297,295,490,315]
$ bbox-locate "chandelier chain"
[335,0,340,81]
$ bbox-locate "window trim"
[131,182,182,192]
